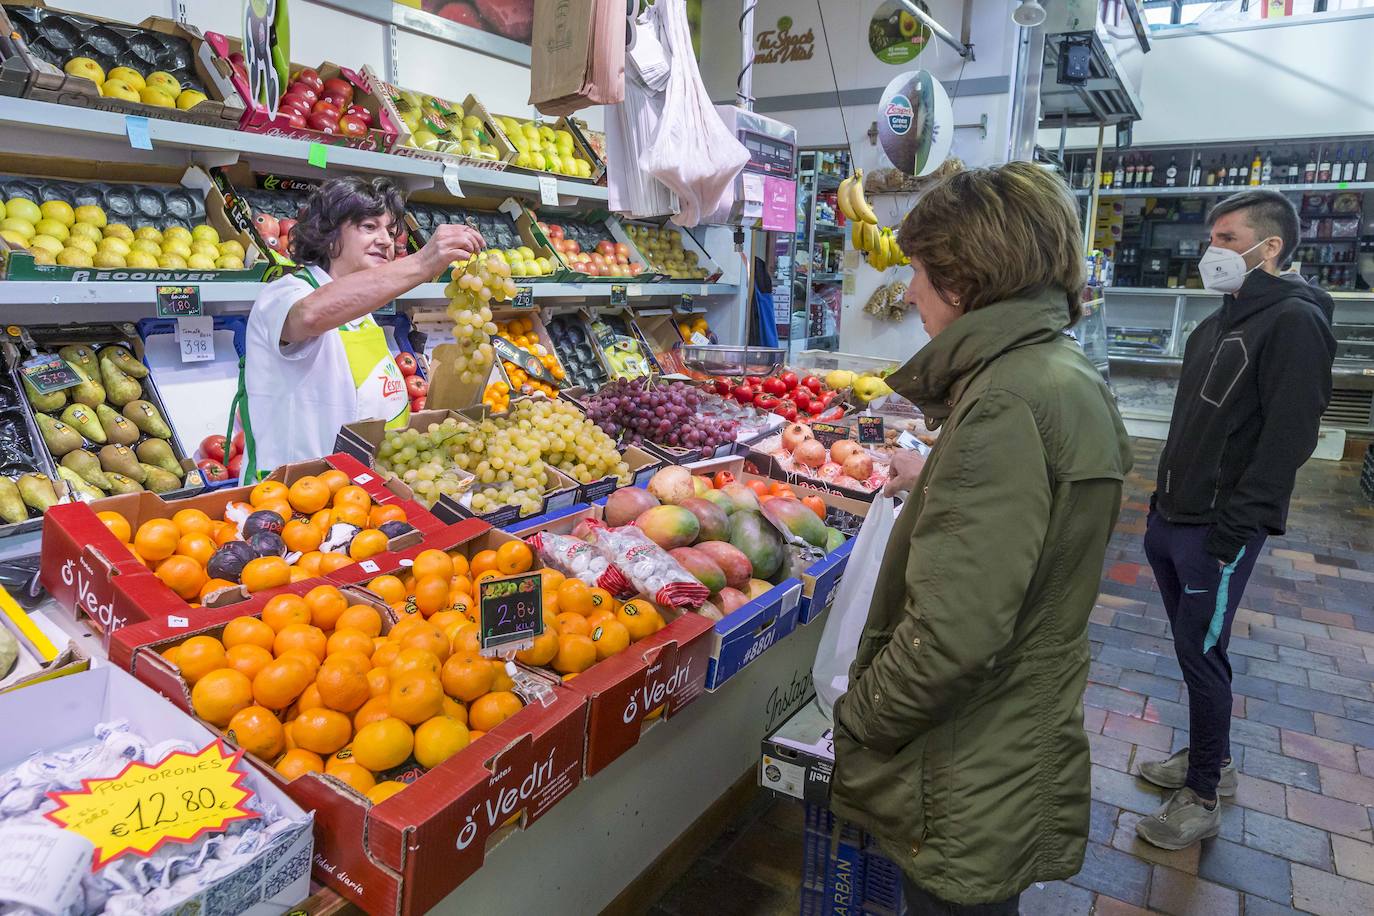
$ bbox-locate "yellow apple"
[69,222,102,244]
[64,236,97,256]
[0,218,35,240]
[176,89,208,110]
[56,247,93,267]
[215,255,245,270]
[103,223,134,241]
[217,240,246,259]
[139,87,175,108]
[162,239,191,260]
[163,225,193,245]
[145,72,182,97]
[98,237,131,257]
[126,251,159,269]
[63,57,105,86]
[130,238,161,257]
[27,235,63,255]
[39,200,75,226]
[33,219,69,242]
[158,253,188,269]
[107,67,145,90]
[190,224,220,245]
[134,226,163,243]
[5,198,40,224]
[93,250,127,268]
[186,253,217,270]
[74,205,106,228]
[101,79,141,103]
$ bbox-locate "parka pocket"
[832,699,927,848]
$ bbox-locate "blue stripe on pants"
[1204,546,1246,655]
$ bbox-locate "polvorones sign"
[755,17,815,64]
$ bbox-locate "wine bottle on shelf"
[1204,160,1217,186]
[1190,155,1202,187]
[1260,152,1273,185]
[1286,156,1300,185]
[1318,148,1331,183]
[1125,156,1137,188]
[1144,157,1155,186]
[1102,159,1112,189]
[1249,150,1261,186]
[1114,157,1125,188]
[1227,156,1240,186]
[1214,160,1227,185]
[1357,147,1369,182]
[1165,155,1178,187]
[1304,147,1318,184]
[1238,156,1250,185]
[1342,151,1356,183]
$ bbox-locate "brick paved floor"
[652,439,1374,916]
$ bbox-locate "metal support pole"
[737,0,756,109]
[1084,123,1105,256]
[898,0,973,59]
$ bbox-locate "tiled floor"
[651,439,1374,915]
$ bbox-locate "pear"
[57,466,103,501]
[122,400,171,439]
[139,464,181,494]
[0,477,26,524]
[95,404,140,446]
[61,449,113,491]
[69,377,106,408]
[99,444,144,482]
[60,403,106,445]
[101,345,148,379]
[58,344,98,379]
[17,473,58,513]
[100,355,143,407]
[36,413,83,456]
[104,473,144,495]
[22,375,65,412]
[136,439,181,476]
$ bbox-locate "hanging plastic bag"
[812,495,899,720]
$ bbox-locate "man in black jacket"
[1136,190,1336,850]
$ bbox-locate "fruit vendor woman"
[243,177,484,479]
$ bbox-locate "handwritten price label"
[177,316,214,363]
[479,572,543,654]
[44,740,258,868]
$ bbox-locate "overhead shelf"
[0,96,608,204]
[1075,181,1374,198]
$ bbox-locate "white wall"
[1039,10,1374,150]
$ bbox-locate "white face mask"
[1198,237,1276,293]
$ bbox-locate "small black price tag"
[857,416,885,444]
[680,293,693,309]
[809,422,848,447]
[610,284,628,306]
[20,354,83,394]
[156,285,202,317]
[512,286,534,309]
[375,301,397,317]
[479,572,544,653]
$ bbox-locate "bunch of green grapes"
[375,423,470,506]
[443,252,519,385]
[507,397,630,485]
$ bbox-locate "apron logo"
[380,374,404,398]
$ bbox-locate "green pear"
[95,404,140,446]
[58,344,98,379]
[36,413,83,456]
[57,466,103,501]
[122,400,171,438]
[17,473,58,513]
[101,345,148,379]
[61,449,113,490]
[135,439,181,476]
[22,375,65,412]
[100,355,143,407]
[139,464,181,494]
[0,477,26,524]
[60,403,106,444]
[99,444,144,482]
[69,377,106,408]
[104,473,144,495]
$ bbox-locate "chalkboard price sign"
[512,286,534,309]
[609,284,628,306]
[809,422,848,448]
[857,416,885,444]
[156,285,202,317]
[20,354,83,394]
[479,572,544,653]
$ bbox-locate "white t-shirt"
[244,264,409,475]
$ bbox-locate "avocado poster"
[869,0,932,65]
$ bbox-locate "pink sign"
[762,176,797,233]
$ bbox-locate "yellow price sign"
[44,740,258,868]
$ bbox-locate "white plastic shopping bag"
[813,495,899,720]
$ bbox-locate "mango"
[678,497,729,543]
[635,504,699,550]
[727,509,784,581]
[668,546,726,594]
[762,497,830,548]
[694,540,753,591]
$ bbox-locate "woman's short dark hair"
[290,176,406,268]
[897,161,1086,325]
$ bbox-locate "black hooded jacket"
[1153,270,1336,562]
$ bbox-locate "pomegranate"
[781,423,814,452]
[830,439,863,464]
[795,439,827,469]
[843,452,874,480]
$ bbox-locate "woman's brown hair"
[896,161,1085,325]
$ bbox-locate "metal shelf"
[0,96,608,204]
[1074,181,1374,198]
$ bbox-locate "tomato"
[406,375,428,398]
[713,378,732,396]
[199,434,226,463]
[801,375,822,393]
[762,377,786,396]
[753,393,780,410]
[395,352,419,377]
[775,402,798,422]
[733,384,755,405]
[779,371,798,390]
[802,495,827,520]
[712,471,736,489]
[197,459,229,482]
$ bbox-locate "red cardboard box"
[503,506,715,775]
[40,454,441,645]
[118,584,588,915]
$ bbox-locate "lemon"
[27,235,64,255]
[191,224,220,245]
[186,253,216,270]
[162,239,192,260]
[139,87,175,108]
[98,237,131,257]
[216,255,245,270]
[163,225,193,245]
[5,198,40,223]
[56,247,94,267]
[158,253,188,269]
[134,226,163,243]
[64,236,97,256]
[176,90,207,110]
[33,219,69,242]
[69,222,102,244]
[217,240,245,259]
[30,248,55,265]
[63,57,105,86]
[0,229,30,248]
[145,71,181,97]
[129,239,161,256]
[92,250,127,268]
[126,251,159,269]
[103,223,134,241]
[39,200,75,226]
[101,79,140,103]
[0,217,36,240]
[190,241,219,259]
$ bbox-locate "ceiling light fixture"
[1013,0,1047,28]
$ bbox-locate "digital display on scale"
[740,130,796,180]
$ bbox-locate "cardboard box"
[117,585,587,916]
[362,71,515,171]
[744,429,891,504]
[0,594,90,694]
[0,2,246,129]
[486,111,605,183]
[40,454,440,645]
[500,506,716,775]
[203,33,398,153]
[334,407,581,530]
[0,666,313,914]
[760,699,834,805]
[0,160,268,282]
[621,220,722,282]
[689,455,867,625]
[524,209,655,282]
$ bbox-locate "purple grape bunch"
[583,379,740,451]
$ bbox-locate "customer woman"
[242,177,484,479]
[832,161,1132,914]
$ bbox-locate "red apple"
[311,99,340,116]
[293,68,323,94]
[283,110,307,129]
[614,242,630,261]
[321,91,350,110]
[596,240,616,257]
[278,93,311,114]
[565,239,580,255]
[545,223,564,241]
[262,234,281,252]
[628,263,643,275]
[406,375,428,398]
[395,352,419,377]
[199,434,226,463]
[306,112,338,133]
[197,459,229,482]
[322,77,354,103]
[290,85,318,105]
[277,218,296,240]
[344,104,373,125]
[338,114,369,137]
[253,212,280,238]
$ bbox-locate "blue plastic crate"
[801,802,907,916]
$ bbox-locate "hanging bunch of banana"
[838,169,909,272]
